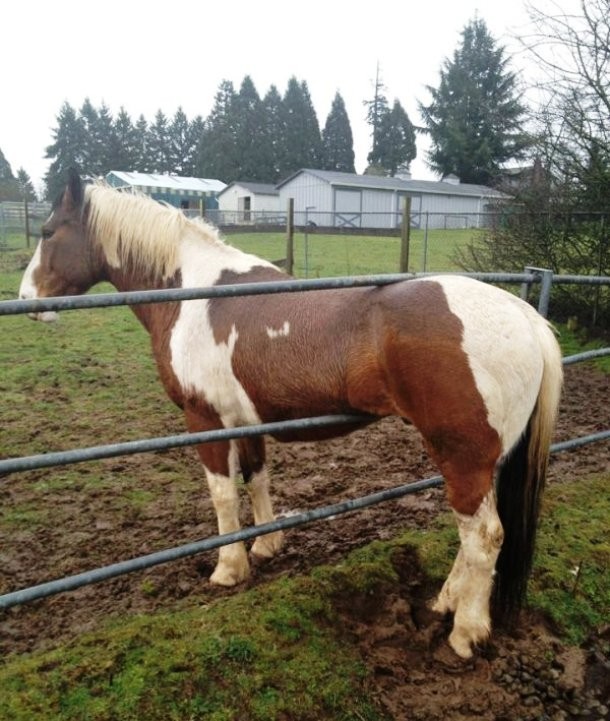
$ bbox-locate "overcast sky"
[2,0,578,193]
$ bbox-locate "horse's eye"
[41,229,54,240]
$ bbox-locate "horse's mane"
[85,183,223,280]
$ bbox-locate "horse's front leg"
[186,411,250,586]
[238,437,284,560]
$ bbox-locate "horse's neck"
[95,243,177,336]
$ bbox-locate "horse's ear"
[61,167,84,212]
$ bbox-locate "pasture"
[0,240,609,720]
[227,227,479,275]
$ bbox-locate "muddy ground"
[1,364,609,720]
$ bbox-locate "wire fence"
[0,271,609,610]
[3,203,609,281]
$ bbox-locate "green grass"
[0,567,387,721]
[529,475,610,643]
[556,323,610,373]
[225,227,479,275]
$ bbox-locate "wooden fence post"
[24,196,31,249]
[400,196,411,273]
[286,198,294,276]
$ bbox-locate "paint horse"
[19,171,563,658]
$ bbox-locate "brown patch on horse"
[365,280,502,515]
[208,266,371,423]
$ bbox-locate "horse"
[19,170,563,659]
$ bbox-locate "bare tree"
[522,0,610,208]
[457,1,610,327]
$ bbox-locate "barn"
[216,181,281,223]
[275,168,509,230]
[105,171,226,210]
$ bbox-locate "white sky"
[1,0,577,194]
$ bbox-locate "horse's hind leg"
[430,458,503,658]
[238,437,284,559]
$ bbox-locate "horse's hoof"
[209,563,249,587]
[448,631,474,659]
[251,531,284,559]
[448,620,490,659]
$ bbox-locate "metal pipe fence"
[1,271,609,610]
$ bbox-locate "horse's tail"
[492,319,563,625]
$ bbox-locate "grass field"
[1,225,479,277]
[1,240,609,720]
[226,227,480,275]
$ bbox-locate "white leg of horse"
[205,470,250,586]
[437,492,504,658]
[431,547,465,615]
[247,467,284,558]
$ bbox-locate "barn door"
[334,189,361,228]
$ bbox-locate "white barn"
[216,181,281,223]
[276,169,509,230]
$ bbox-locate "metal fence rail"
[3,271,610,318]
[1,271,608,610]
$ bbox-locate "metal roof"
[276,168,508,199]
[218,181,279,196]
[107,171,226,195]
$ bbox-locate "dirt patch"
[1,364,609,716]
[335,546,610,721]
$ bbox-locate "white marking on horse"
[170,233,276,426]
[432,276,544,454]
[433,491,503,657]
[19,242,59,323]
[246,468,284,558]
[204,442,250,585]
[266,321,290,339]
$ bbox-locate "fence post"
[24,196,31,249]
[400,197,411,273]
[593,215,606,326]
[199,197,206,220]
[423,211,429,272]
[285,198,294,276]
[524,266,554,317]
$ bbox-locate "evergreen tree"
[233,76,272,181]
[45,102,86,200]
[16,168,37,201]
[419,17,529,185]
[262,84,286,182]
[364,63,390,169]
[78,99,114,177]
[133,115,150,172]
[197,80,239,182]
[184,115,205,177]
[321,92,355,173]
[279,77,322,178]
[110,107,139,171]
[369,99,416,176]
[95,102,117,174]
[148,110,173,174]
[0,148,20,201]
[168,107,198,175]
